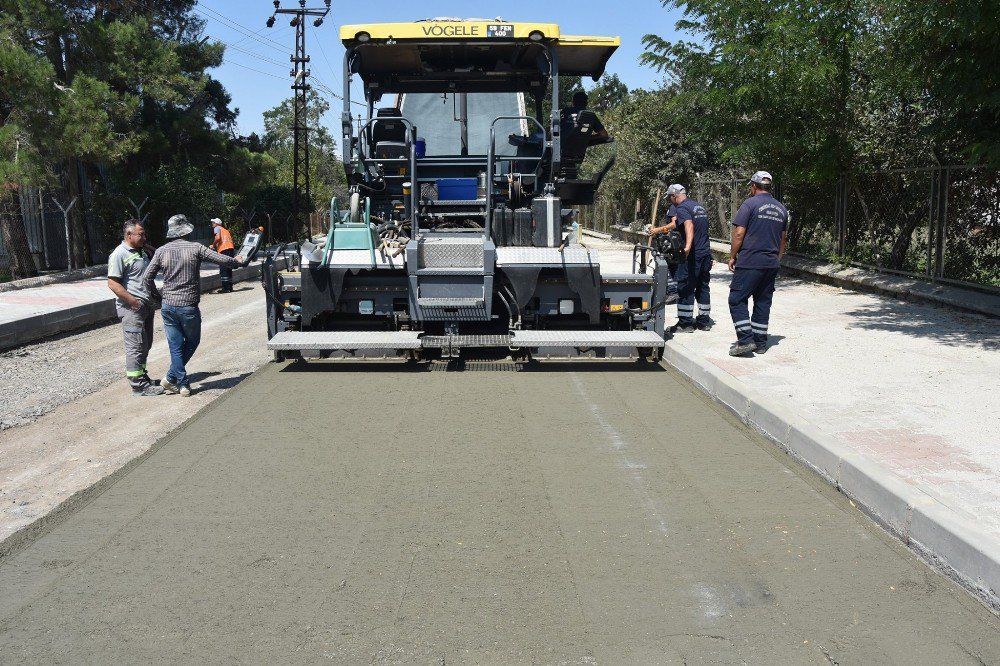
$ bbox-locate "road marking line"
[570,373,669,536]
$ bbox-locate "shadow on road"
[187,371,221,382]
[194,372,251,391]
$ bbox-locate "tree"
[586,73,629,113]
[641,0,864,184]
[1,0,242,267]
[261,90,347,227]
[0,184,35,279]
[895,0,1000,165]
[0,21,58,278]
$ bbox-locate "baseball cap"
[666,183,686,196]
[749,171,773,185]
[210,217,223,225]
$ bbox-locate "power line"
[224,60,288,82]
[224,42,288,70]
[229,22,293,49]
[192,6,287,55]
[310,24,343,91]
[196,3,289,50]
[311,75,368,108]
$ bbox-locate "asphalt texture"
[1,360,999,664]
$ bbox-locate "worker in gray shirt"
[142,214,244,397]
[107,219,163,397]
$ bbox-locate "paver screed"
[0,361,998,663]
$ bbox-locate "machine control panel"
[238,229,264,266]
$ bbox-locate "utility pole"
[267,0,331,239]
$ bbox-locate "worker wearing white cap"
[210,217,236,293]
[727,171,789,357]
[666,183,713,332]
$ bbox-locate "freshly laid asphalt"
[1,360,998,663]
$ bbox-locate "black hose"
[501,285,521,326]
[496,289,515,328]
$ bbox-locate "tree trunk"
[888,206,928,271]
[63,159,91,267]
[0,185,40,280]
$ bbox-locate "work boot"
[131,379,164,397]
[729,341,756,357]
[696,319,713,331]
[672,322,696,334]
[160,378,180,395]
[754,343,768,354]
[140,372,159,386]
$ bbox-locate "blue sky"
[193,0,687,136]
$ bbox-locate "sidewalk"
[0,259,280,351]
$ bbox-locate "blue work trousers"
[667,262,679,296]
[161,304,202,388]
[728,267,779,345]
[675,255,712,325]
[219,248,236,288]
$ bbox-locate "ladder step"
[415,268,485,276]
[421,334,512,348]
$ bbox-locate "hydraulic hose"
[501,285,521,327]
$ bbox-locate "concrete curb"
[0,259,284,352]
[0,264,111,294]
[661,342,1000,612]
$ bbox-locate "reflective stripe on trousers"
[728,267,778,345]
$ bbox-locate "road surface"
[1,358,999,663]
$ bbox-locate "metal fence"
[0,188,273,277]
[0,186,110,274]
[689,166,1000,291]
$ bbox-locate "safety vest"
[212,226,235,253]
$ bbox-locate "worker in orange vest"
[210,217,237,293]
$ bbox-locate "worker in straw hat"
[141,214,244,397]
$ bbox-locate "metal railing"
[689,166,1000,292]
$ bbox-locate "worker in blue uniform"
[728,171,789,356]
[668,184,713,332]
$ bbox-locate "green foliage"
[637,0,1000,179]
[259,90,347,217]
[641,0,864,183]
[586,73,629,114]
[896,0,1000,165]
